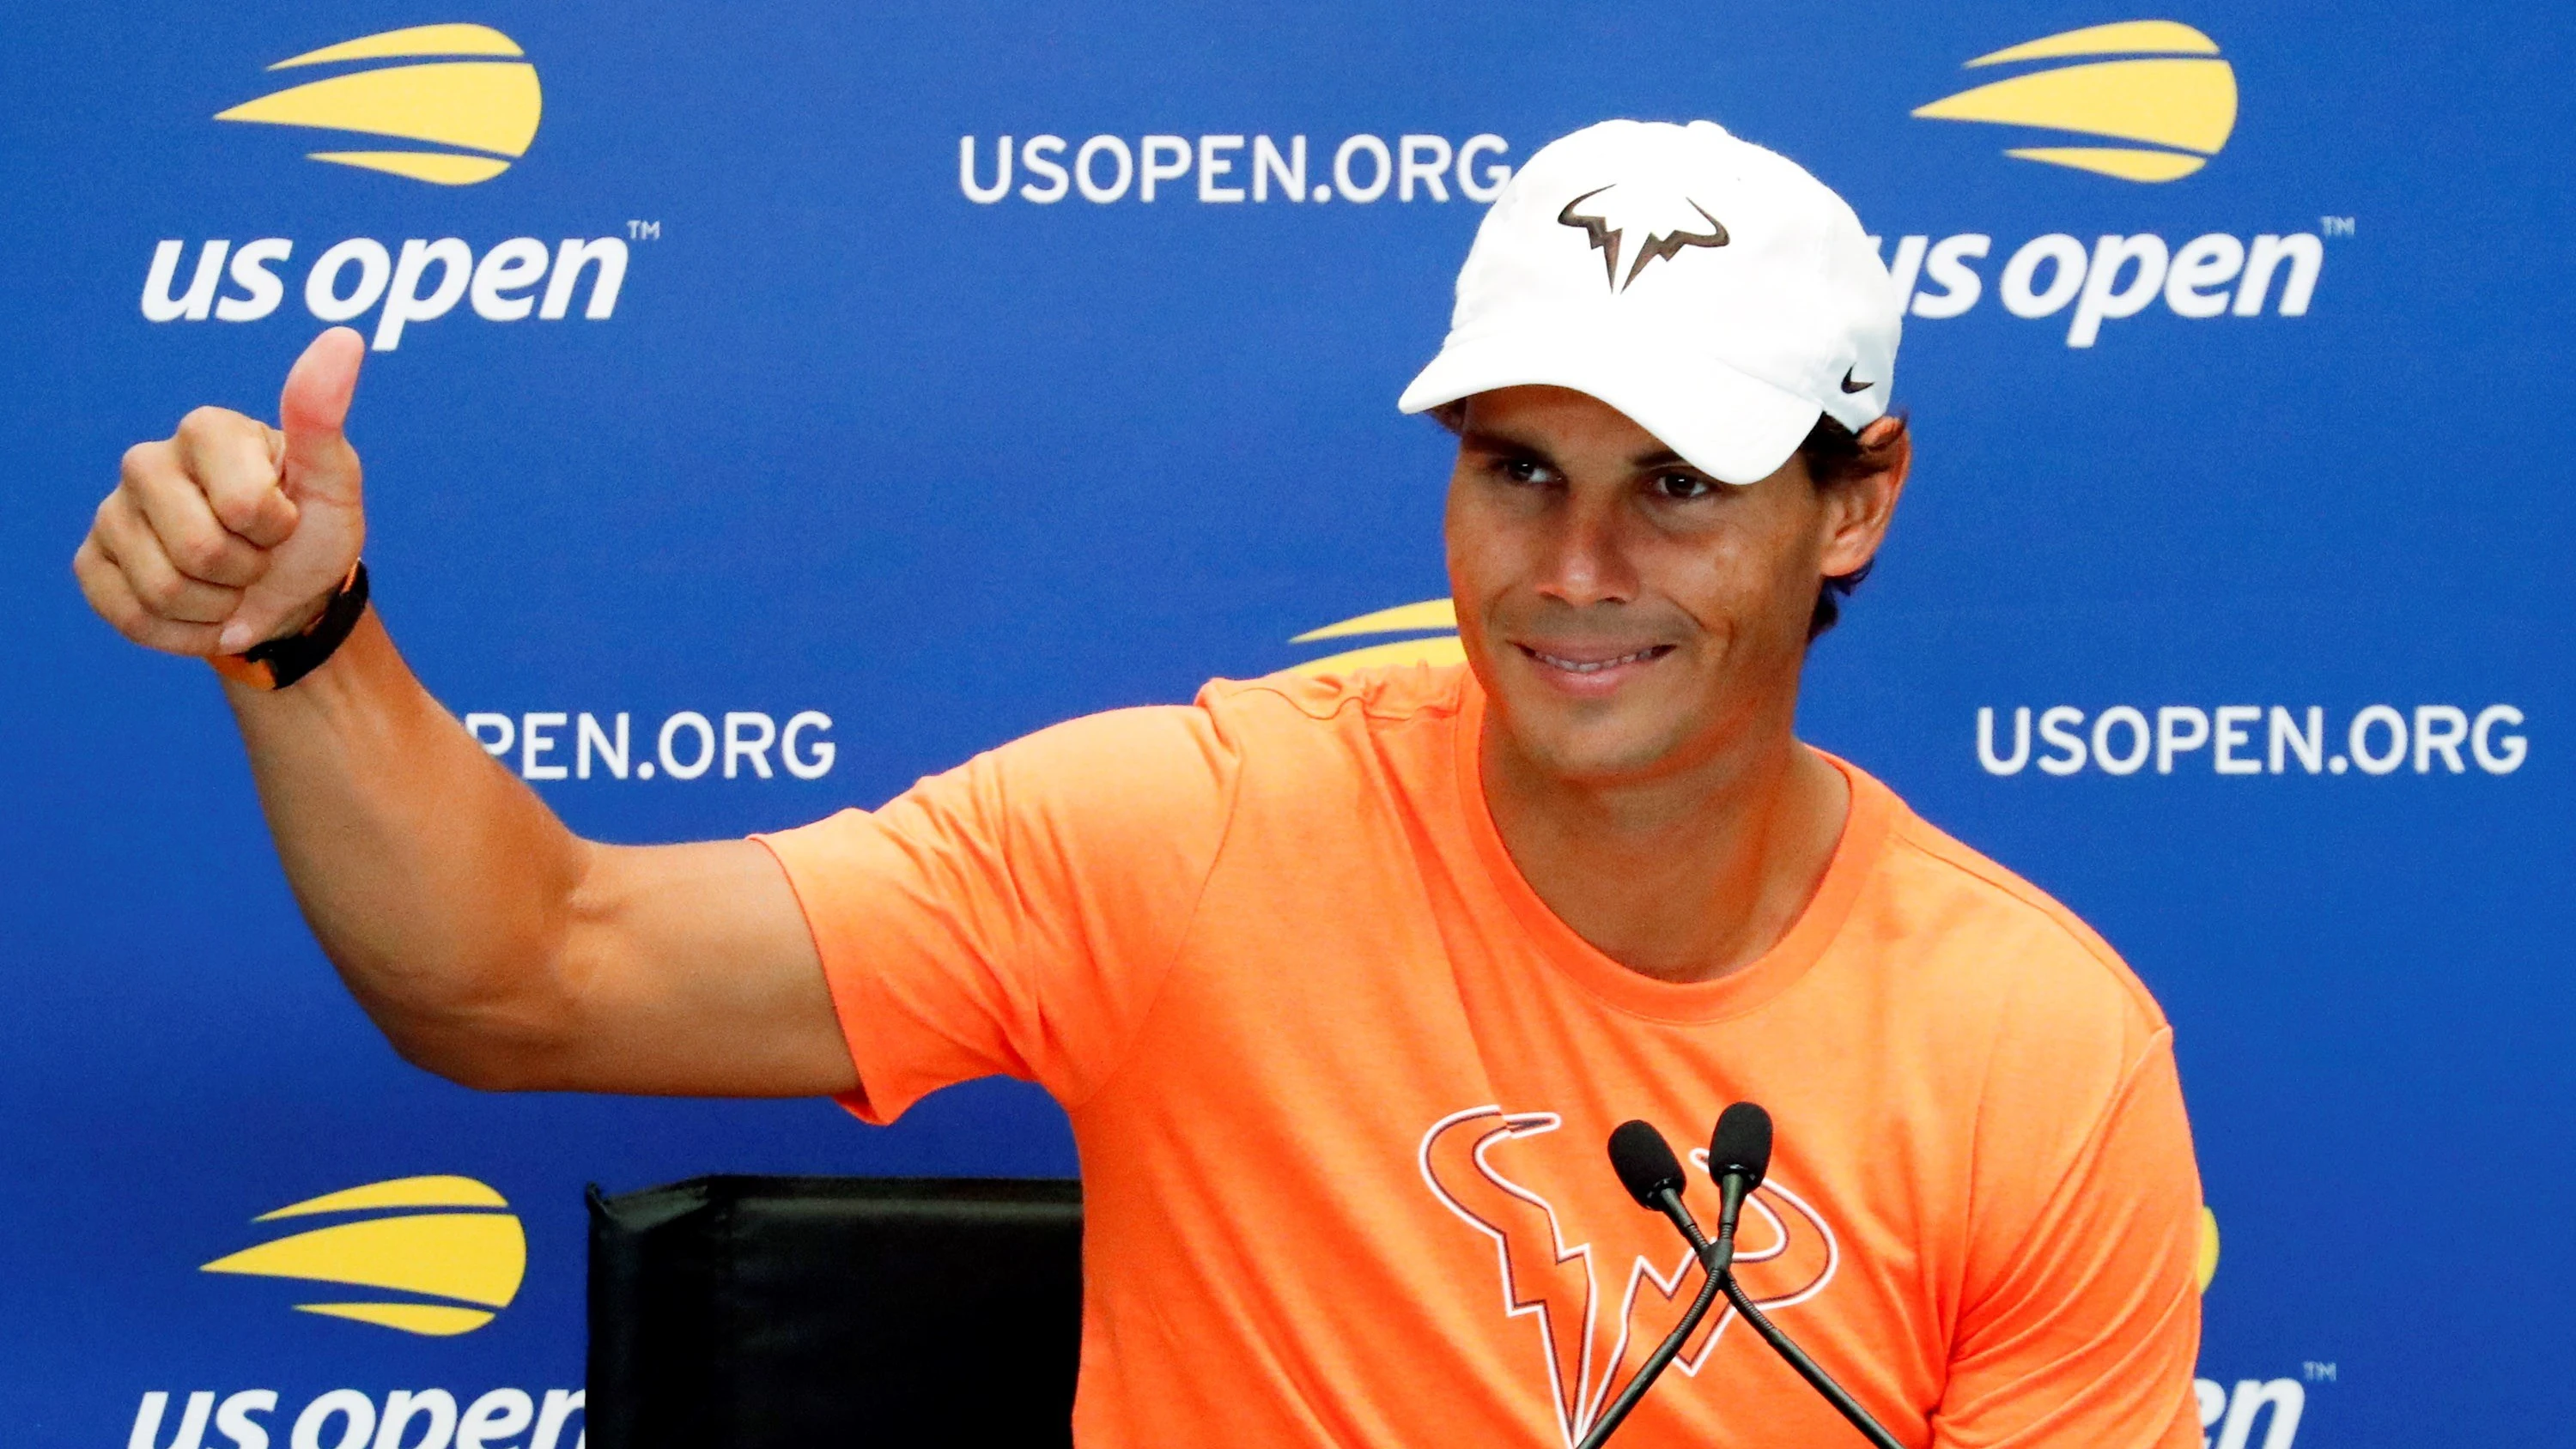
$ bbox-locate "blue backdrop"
[3,3,2567,1446]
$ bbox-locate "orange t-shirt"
[759,664,2202,1449]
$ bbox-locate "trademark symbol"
[2320,216,2355,238]
[627,220,662,241]
[2303,1361,2337,1382]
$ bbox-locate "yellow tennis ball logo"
[1289,599,1463,676]
[215,23,541,185]
[201,1175,527,1336]
[1913,20,2237,182]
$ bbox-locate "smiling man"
[76,120,2200,1446]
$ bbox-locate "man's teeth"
[1531,646,1660,674]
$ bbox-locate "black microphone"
[1705,1101,1773,1258]
[1704,1104,1907,1449]
[1580,1123,1732,1449]
[1608,1119,1700,1245]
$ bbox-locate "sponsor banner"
[127,1388,586,1449]
[4,4,2567,1446]
[1977,703,2529,778]
[958,131,1515,206]
[461,710,838,783]
[140,236,629,349]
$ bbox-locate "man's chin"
[1488,688,1698,785]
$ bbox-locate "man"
[76,120,2201,1446]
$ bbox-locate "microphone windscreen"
[1709,1102,1774,1190]
[1607,1119,1687,1209]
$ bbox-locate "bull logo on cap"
[1557,184,1729,293]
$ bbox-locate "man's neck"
[1479,716,1851,985]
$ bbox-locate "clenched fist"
[75,327,368,658]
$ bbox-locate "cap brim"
[1397,330,1820,486]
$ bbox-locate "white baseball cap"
[1398,118,1901,485]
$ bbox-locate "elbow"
[379,1017,564,1092]
[313,865,611,1093]
[353,963,586,1094]
[393,1033,554,1093]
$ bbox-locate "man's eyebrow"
[1456,427,1552,460]
[1456,429,1693,473]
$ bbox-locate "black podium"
[586,1176,1084,1449]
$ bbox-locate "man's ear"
[1817,415,1911,578]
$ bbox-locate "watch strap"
[210,561,370,691]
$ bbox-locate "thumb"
[276,326,367,495]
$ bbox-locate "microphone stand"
[1589,1108,1906,1449]
[1582,1199,1911,1449]
[1716,1274,1907,1449]
[1572,1190,1738,1449]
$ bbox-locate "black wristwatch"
[210,561,371,691]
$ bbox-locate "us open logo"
[141,22,630,350]
[200,1174,526,1336]
[1912,19,2236,183]
[215,23,541,185]
[1872,19,2335,348]
[1286,599,1461,676]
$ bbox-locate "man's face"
[1443,385,1893,785]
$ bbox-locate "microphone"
[1705,1102,1773,1258]
[1608,1119,1701,1246]
[1704,1104,1906,1449]
[1580,1123,1731,1449]
[1595,1106,1908,1449]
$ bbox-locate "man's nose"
[1533,494,1640,607]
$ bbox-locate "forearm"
[223,609,593,1082]
[90,336,852,1097]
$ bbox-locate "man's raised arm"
[71,328,854,1098]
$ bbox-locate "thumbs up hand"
[75,327,369,658]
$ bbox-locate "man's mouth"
[1515,642,1676,675]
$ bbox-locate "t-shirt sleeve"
[754,704,1238,1124]
[1929,1030,2205,1449]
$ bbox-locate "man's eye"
[1498,458,1553,485]
[1654,471,1718,500]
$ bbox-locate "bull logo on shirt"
[1419,1106,1837,1448]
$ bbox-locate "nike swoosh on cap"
[1840,368,1873,394]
